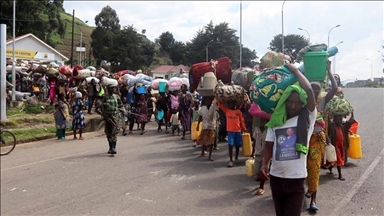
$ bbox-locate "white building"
[6,33,69,64]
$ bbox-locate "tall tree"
[91,5,121,64]
[157,31,175,52]
[0,0,65,47]
[169,41,187,65]
[241,47,258,68]
[188,21,253,68]
[269,34,309,59]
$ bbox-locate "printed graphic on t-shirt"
[275,127,300,161]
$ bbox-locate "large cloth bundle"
[151,78,168,90]
[58,74,67,81]
[189,56,232,90]
[231,69,253,90]
[214,81,250,107]
[325,97,354,116]
[60,65,72,76]
[34,65,48,74]
[181,77,190,88]
[251,65,297,114]
[260,51,285,69]
[127,77,152,86]
[87,66,96,71]
[86,77,100,83]
[121,74,135,83]
[168,77,183,92]
[6,65,28,73]
[95,69,109,78]
[135,74,154,82]
[77,69,93,80]
[114,70,128,79]
[72,65,84,77]
[101,77,118,87]
[46,68,59,78]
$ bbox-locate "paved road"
[1,88,383,216]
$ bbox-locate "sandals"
[309,204,319,211]
[254,188,265,195]
[227,161,234,167]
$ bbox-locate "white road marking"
[1,148,104,172]
[331,147,384,216]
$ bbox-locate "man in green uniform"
[97,84,124,154]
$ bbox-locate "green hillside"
[49,12,94,61]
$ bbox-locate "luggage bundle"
[214,80,251,108]
[250,65,297,114]
[325,97,354,116]
[168,77,184,92]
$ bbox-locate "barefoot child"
[196,97,218,161]
[327,113,355,181]
[216,100,247,167]
[170,108,180,136]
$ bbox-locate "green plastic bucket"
[303,51,328,81]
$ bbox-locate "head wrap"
[266,82,307,128]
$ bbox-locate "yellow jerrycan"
[191,122,202,141]
[348,133,362,159]
[242,132,252,157]
[245,158,256,177]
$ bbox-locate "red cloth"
[327,127,345,166]
[248,103,271,120]
[189,57,232,90]
[72,65,84,77]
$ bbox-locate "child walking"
[156,92,169,133]
[216,100,247,167]
[327,113,355,180]
[196,97,218,161]
[137,94,149,135]
[170,108,180,136]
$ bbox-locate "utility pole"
[79,31,83,66]
[11,0,16,102]
[70,9,75,68]
[239,0,242,68]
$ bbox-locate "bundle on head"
[214,81,250,108]
[325,97,353,116]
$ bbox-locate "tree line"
[0,2,311,72]
[0,0,66,48]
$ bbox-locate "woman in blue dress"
[72,91,86,140]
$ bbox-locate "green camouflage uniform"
[97,93,123,150]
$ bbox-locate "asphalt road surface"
[1,88,383,216]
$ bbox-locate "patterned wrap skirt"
[306,131,326,195]
[196,129,216,146]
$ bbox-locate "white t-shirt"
[198,103,218,130]
[266,108,317,179]
[171,113,180,125]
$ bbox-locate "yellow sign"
[6,48,37,59]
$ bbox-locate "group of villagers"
[53,51,356,216]
[245,52,356,215]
